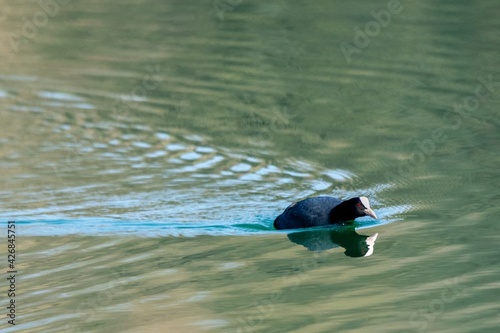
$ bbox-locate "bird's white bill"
[364,207,377,219]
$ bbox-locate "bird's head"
[355,196,377,219]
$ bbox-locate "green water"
[1,1,500,332]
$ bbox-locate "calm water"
[1,1,500,332]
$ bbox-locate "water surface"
[1,1,500,332]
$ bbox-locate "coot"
[274,196,377,230]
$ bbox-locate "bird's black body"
[274,196,374,230]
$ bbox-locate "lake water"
[1,1,500,332]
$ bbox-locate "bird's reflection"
[286,227,378,257]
